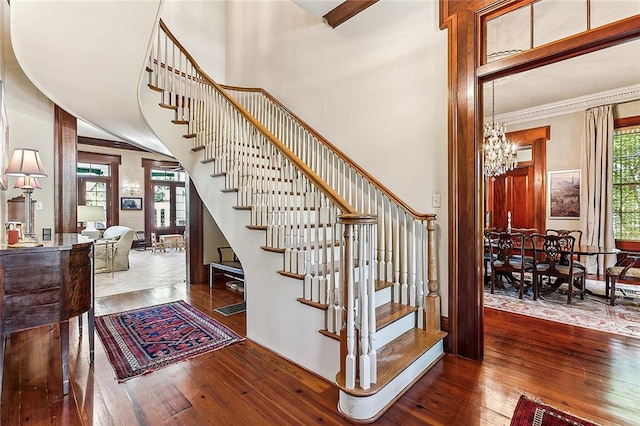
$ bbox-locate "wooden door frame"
[439,1,640,359]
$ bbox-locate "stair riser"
[375,313,415,349]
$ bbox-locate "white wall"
[224,0,450,313]
[508,99,640,233]
[160,0,226,83]
[2,4,55,240]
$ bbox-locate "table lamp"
[5,148,48,246]
[77,205,106,235]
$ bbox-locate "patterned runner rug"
[484,279,640,339]
[510,395,598,426]
[96,300,244,381]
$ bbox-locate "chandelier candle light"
[5,148,48,246]
[483,80,518,178]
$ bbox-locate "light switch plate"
[432,194,441,208]
[36,201,43,210]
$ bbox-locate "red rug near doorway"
[96,300,244,381]
[510,395,598,426]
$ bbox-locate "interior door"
[491,166,536,230]
[487,126,549,233]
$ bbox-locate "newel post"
[425,216,441,333]
[338,213,378,390]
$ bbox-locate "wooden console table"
[0,234,94,398]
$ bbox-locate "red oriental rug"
[510,395,598,426]
[96,300,244,381]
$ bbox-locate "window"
[612,124,640,241]
[77,152,121,229]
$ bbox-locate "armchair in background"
[94,226,135,272]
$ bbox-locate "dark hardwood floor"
[2,280,639,425]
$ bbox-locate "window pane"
[154,185,171,227]
[85,181,107,209]
[151,168,185,182]
[175,187,186,226]
[534,1,587,47]
[78,162,109,177]
[612,126,640,240]
[486,4,530,62]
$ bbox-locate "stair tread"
[376,302,417,330]
[263,239,341,254]
[336,327,447,397]
[296,297,329,311]
[315,297,408,337]
[191,145,205,152]
[185,134,198,139]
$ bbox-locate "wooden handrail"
[221,84,435,221]
[158,20,355,215]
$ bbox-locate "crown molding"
[493,84,640,125]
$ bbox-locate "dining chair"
[545,229,585,271]
[488,231,533,299]
[150,232,166,253]
[483,228,499,282]
[605,251,640,306]
[530,233,586,305]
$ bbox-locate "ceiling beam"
[323,0,379,28]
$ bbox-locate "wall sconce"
[5,148,48,246]
[123,182,141,195]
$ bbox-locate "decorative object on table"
[77,205,106,239]
[120,196,142,210]
[510,395,597,426]
[122,182,141,195]
[482,79,518,179]
[4,148,48,246]
[95,300,244,381]
[548,170,580,219]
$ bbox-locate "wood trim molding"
[54,105,78,234]
[187,178,205,284]
[615,115,640,128]
[440,0,636,360]
[322,0,379,28]
[78,136,150,153]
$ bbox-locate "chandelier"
[483,80,518,178]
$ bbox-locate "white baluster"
[393,205,400,301]
[368,223,377,383]
[401,211,409,305]
[358,224,370,390]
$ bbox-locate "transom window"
[612,125,640,241]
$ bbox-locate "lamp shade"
[13,176,42,189]
[5,148,48,177]
[77,205,106,222]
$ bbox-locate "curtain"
[582,105,615,275]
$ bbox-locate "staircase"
[140,20,446,423]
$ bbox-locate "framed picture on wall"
[121,197,142,210]
[549,170,580,219]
